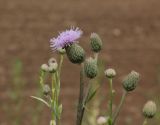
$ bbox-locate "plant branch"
[76,63,85,125]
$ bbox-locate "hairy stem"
[109,78,113,121]
[112,90,127,125]
[76,63,85,125]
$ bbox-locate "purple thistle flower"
[50,27,83,51]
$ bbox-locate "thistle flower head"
[50,27,83,51]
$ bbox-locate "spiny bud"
[57,48,66,54]
[48,58,58,73]
[41,64,49,72]
[104,68,116,78]
[66,43,85,64]
[122,71,140,92]
[143,101,157,118]
[43,84,51,96]
[84,57,98,79]
[90,33,102,53]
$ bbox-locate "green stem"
[112,90,127,125]
[40,70,45,88]
[142,118,147,125]
[51,74,55,101]
[57,54,63,104]
[109,78,113,120]
[55,71,60,104]
[76,63,85,125]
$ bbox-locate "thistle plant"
[31,27,158,125]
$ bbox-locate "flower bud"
[84,57,98,79]
[48,65,58,73]
[122,71,140,92]
[57,48,66,54]
[90,33,102,53]
[43,84,51,96]
[66,43,85,64]
[48,58,57,66]
[48,58,58,73]
[104,68,116,78]
[97,116,108,125]
[41,64,49,72]
[143,101,157,118]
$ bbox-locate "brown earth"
[0,0,160,125]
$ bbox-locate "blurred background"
[0,0,160,125]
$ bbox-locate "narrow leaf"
[86,87,99,103]
[57,104,63,119]
[30,96,50,107]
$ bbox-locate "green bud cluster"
[48,58,58,73]
[41,58,58,73]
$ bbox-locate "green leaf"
[30,96,50,107]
